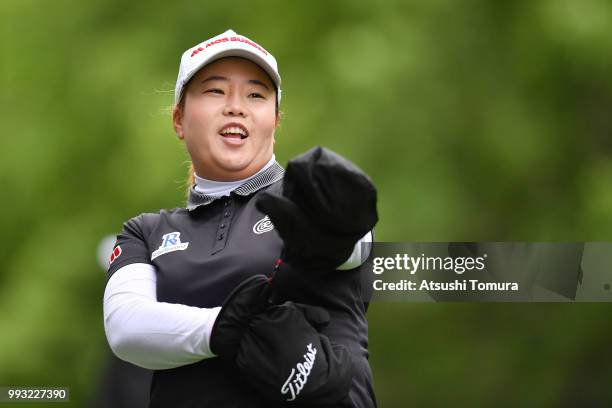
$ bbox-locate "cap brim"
[178,48,281,103]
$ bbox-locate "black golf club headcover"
[256,146,378,270]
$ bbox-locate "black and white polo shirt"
[107,161,376,408]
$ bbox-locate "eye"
[204,88,224,95]
[248,92,265,99]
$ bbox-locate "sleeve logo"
[109,246,122,265]
[151,232,189,260]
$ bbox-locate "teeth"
[220,127,247,136]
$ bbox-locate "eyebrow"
[248,79,270,91]
[200,76,270,90]
[201,75,228,84]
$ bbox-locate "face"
[173,57,279,181]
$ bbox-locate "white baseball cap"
[174,29,282,106]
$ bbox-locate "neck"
[193,154,276,196]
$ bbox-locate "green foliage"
[2,0,612,406]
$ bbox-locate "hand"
[256,146,378,271]
[236,301,354,404]
[209,275,271,359]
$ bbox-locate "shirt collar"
[193,154,277,196]
[186,161,284,210]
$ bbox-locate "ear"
[173,105,185,140]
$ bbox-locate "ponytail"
[187,162,195,192]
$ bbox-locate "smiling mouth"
[219,125,249,139]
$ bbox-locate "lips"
[219,123,249,139]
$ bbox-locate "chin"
[217,153,250,168]
[215,156,253,175]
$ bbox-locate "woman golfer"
[103,29,378,408]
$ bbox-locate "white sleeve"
[337,231,373,270]
[103,263,221,370]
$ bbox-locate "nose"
[222,92,247,118]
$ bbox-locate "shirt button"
[224,212,230,217]
[224,201,228,207]
[220,223,226,229]
[218,234,224,240]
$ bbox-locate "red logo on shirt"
[109,246,122,265]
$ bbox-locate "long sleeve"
[103,230,369,369]
[103,263,221,370]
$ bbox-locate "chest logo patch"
[253,215,274,235]
[151,232,189,260]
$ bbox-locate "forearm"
[103,263,220,370]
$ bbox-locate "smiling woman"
[173,57,279,181]
[103,29,378,408]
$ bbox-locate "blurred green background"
[2,0,612,406]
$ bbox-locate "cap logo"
[190,47,205,57]
[190,36,268,58]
